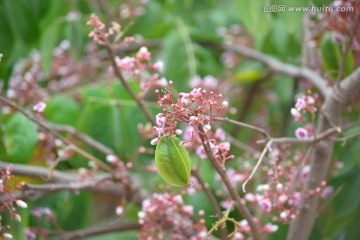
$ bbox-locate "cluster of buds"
[119,0,148,20]
[2,50,46,113]
[0,166,28,239]
[290,94,317,139]
[106,154,132,185]
[87,14,116,46]
[87,15,166,97]
[137,193,207,240]
[152,81,231,164]
[325,0,360,50]
[26,207,58,239]
[153,81,228,138]
[115,46,166,97]
[189,75,219,90]
[47,40,89,92]
[183,126,234,166]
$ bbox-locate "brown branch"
[104,45,156,126]
[0,161,75,183]
[50,124,115,156]
[287,68,360,240]
[191,168,228,239]
[46,222,141,240]
[217,43,331,98]
[0,161,145,205]
[257,126,342,145]
[22,174,112,192]
[197,126,264,240]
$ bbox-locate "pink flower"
[196,146,207,159]
[136,47,151,61]
[116,56,135,71]
[33,102,46,113]
[189,75,202,88]
[295,98,306,111]
[262,223,279,233]
[295,127,309,139]
[214,128,226,141]
[155,113,166,127]
[153,60,164,72]
[203,75,218,89]
[190,88,202,97]
[258,197,272,212]
[183,126,194,141]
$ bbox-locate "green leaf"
[271,0,310,34]
[40,21,61,76]
[163,18,197,91]
[4,113,38,163]
[155,135,192,186]
[78,98,122,154]
[237,0,272,42]
[321,32,341,79]
[44,96,81,126]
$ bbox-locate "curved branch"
[219,43,331,98]
[197,126,264,240]
[46,223,141,240]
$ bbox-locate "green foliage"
[45,96,81,126]
[3,113,38,163]
[1,0,360,239]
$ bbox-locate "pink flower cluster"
[152,82,231,164]
[137,193,207,240]
[291,94,317,139]
[26,207,59,239]
[152,81,228,139]
[0,166,28,239]
[87,14,115,45]
[2,50,46,112]
[87,15,166,97]
[189,75,219,90]
[230,219,278,240]
[115,47,167,96]
[181,126,233,165]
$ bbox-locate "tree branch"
[191,169,228,239]
[219,43,331,98]
[50,124,115,156]
[287,68,360,240]
[197,126,264,240]
[46,222,141,240]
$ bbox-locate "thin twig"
[197,126,264,240]
[50,124,115,156]
[226,135,260,156]
[214,117,270,139]
[242,139,273,193]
